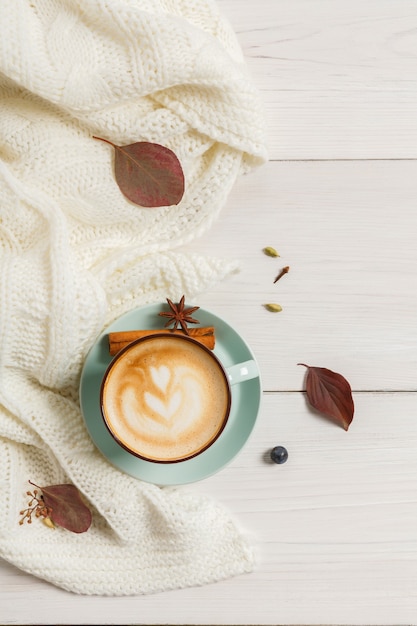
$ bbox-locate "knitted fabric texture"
[0,0,267,595]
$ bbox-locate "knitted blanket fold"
[0,0,267,596]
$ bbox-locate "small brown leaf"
[93,136,184,207]
[36,483,92,534]
[298,364,354,430]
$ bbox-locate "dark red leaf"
[40,484,92,533]
[93,136,184,207]
[298,364,354,430]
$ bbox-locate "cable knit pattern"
[0,0,267,595]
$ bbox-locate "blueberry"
[270,445,288,464]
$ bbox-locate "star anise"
[158,295,200,335]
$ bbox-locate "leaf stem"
[92,136,116,148]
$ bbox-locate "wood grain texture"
[2,0,417,624]
[218,0,417,159]
[186,159,417,392]
[2,392,417,625]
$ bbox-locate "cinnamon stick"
[108,327,215,356]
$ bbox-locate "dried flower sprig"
[19,480,92,533]
[19,484,52,525]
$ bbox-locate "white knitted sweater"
[0,0,267,595]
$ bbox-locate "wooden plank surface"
[2,392,417,625]
[188,159,417,392]
[219,0,417,160]
[2,0,417,624]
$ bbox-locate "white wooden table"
[2,1,417,624]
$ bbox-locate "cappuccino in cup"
[100,334,231,463]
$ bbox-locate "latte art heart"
[144,389,182,421]
[121,368,205,434]
[150,365,170,392]
[101,335,230,462]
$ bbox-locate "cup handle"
[225,360,259,385]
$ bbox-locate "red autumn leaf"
[93,136,184,207]
[298,364,354,430]
[37,483,92,533]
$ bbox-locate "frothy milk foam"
[101,335,230,462]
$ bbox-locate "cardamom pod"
[263,246,280,258]
[42,516,56,529]
[264,303,283,312]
